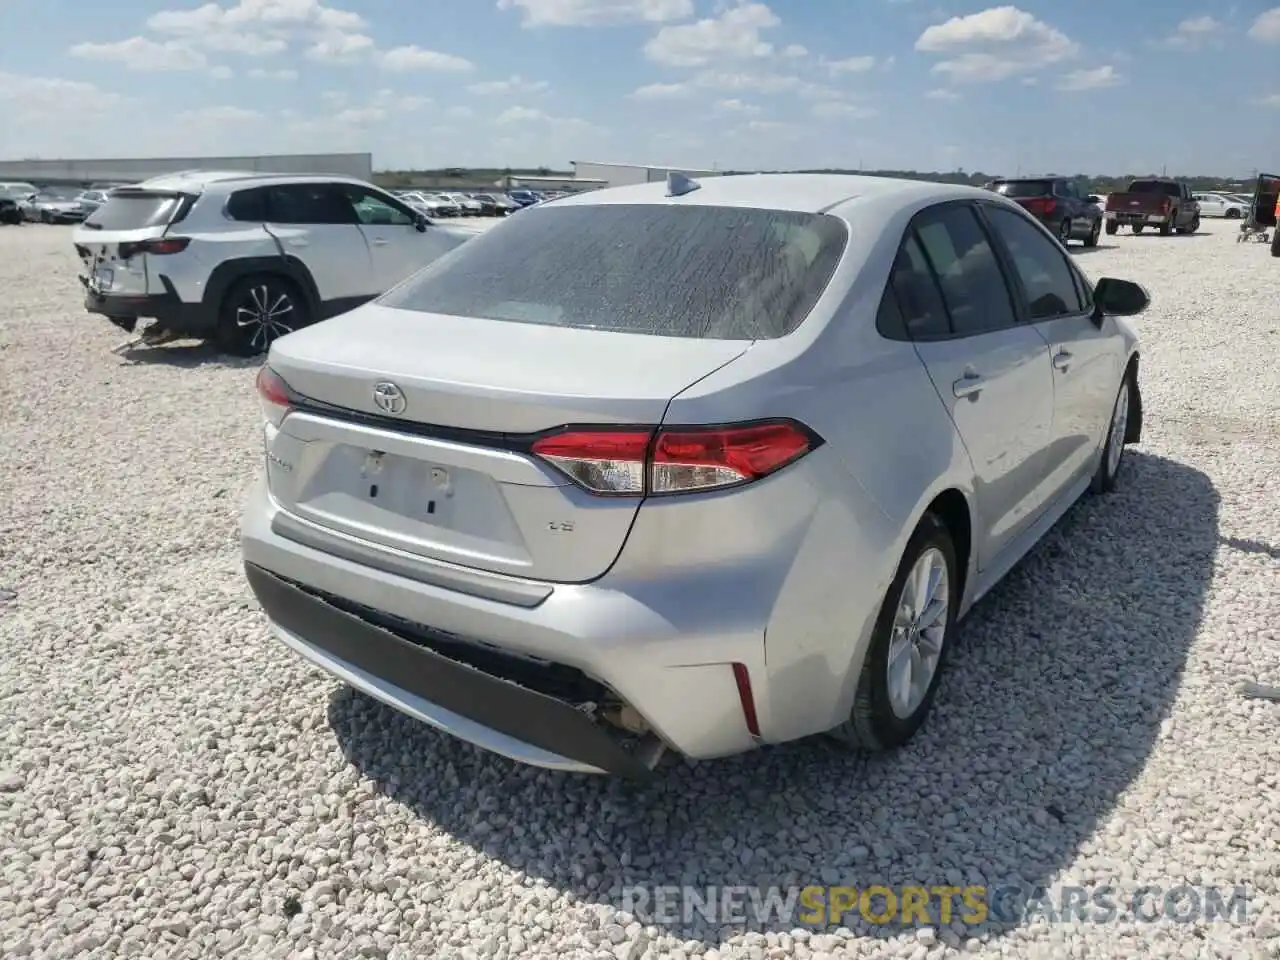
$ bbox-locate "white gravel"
[2,219,1279,960]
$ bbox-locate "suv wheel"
[831,512,958,752]
[216,275,309,357]
[1083,218,1101,248]
[1058,218,1072,245]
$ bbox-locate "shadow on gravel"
[1068,244,1117,255]
[115,341,259,369]
[329,451,1218,951]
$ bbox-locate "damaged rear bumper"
[244,562,663,778]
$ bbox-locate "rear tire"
[1058,218,1072,246]
[1159,216,1174,236]
[1133,224,1145,234]
[831,512,959,752]
[215,274,310,357]
[1225,208,1241,219]
[1105,220,1118,236]
[1084,218,1101,248]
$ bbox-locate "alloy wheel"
[235,284,296,353]
[1107,380,1130,478]
[886,547,950,719]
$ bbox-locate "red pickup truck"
[1104,178,1200,236]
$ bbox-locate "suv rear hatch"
[259,201,847,585]
[989,179,1058,217]
[74,189,194,297]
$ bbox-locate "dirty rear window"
[991,180,1053,198]
[379,203,848,339]
[83,192,187,231]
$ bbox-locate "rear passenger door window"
[914,205,1019,336]
[887,233,951,339]
[264,184,358,225]
[981,206,1083,319]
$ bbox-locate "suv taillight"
[530,420,822,496]
[1022,197,1057,216]
[256,365,295,427]
[118,237,190,259]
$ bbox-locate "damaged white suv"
[73,171,473,354]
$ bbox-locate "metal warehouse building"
[0,152,373,187]
[571,160,722,190]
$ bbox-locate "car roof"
[547,172,997,215]
[131,170,374,193]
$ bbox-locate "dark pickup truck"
[1104,178,1200,236]
[1251,172,1279,256]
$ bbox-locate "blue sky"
[2,0,1278,175]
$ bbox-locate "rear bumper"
[1105,210,1169,224]
[79,274,214,335]
[244,562,659,777]
[240,478,766,772]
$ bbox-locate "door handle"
[1052,350,1072,371]
[372,238,389,246]
[953,370,984,400]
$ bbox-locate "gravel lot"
[2,218,1278,960]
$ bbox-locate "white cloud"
[915,6,1078,83]
[629,81,692,99]
[820,55,877,74]
[810,100,876,119]
[176,105,264,124]
[69,37,209,72]
[200,33,289,55]
[926,88,959,100]
[644,2,780,67]
[305,33,375,62]
[210,65,234,79]
[145,0,362,55]
[1154,15,1225,49]
[692,70,801,93]
[782,43,808,57]
[1255,93,1280,106]
[496,0,693,27]
[379,45,475,71]
[715,98,760,114]
[247,67,298,79]
[1249,8,1280,42]
[1056,65,1123,92]
[0,72,127,112]
[447,105,476,118]
[468,74,550,95]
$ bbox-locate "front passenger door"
[262,183,376,311]
[898,203,1058,568]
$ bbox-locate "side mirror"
[1087,195,1101,204]
[1093,277,1149,319]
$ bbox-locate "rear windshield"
[992,180,1052,198]
[379,203,848,339]
[83,192,187,230]
[1126,181,1180,196]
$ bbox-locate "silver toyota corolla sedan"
[240,173,1150,777]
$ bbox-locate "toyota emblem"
[372,381,406,415]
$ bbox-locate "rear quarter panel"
[651,202,977,742]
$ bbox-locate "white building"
[0,153,373,187]
[571,160,722,191]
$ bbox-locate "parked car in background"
[73,190,112,218]
[469,193,517,216]
[0,181,38,199]
[1104,178,1200,236]
[1192,192,1248,219]
[397,191,458,218]
[240,173,1150,777]
[506,188,541,208]
[986,176,1103,247]
[0,192,22,225]
[28,189,90,224]
[73,171,475,354]
[438,192,483,216]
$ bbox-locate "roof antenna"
[665,170,701,197]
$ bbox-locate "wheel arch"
[203,255,321,318]
[924,487,974,606]
[1123,350,1142,444]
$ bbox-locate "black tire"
[1083,218,1101,248]
[1271,229,1280,258]
[1159,216,1174,236]
[1058,218,1072,246]
[1177,216,1199,235]
[1225,208,1241,219]
[1133,224,1145,234]
[215,274,310,357]
[1091,372,1133,495]
[1105,220,1118,236]
[832,512,959,752]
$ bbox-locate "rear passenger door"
[342,185,458,291]
[261,183,376,311]
[979,202,1120,495]
[895,202,1058,568]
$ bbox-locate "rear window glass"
[84,193,186,230]
[379,204,848,339]
[992,180,1053,198]
[1127,181,1180,196]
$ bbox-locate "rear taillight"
[1022,197,1056,215]
[256,365,294,428]
[118,237,190,259]
[529,419,821,496]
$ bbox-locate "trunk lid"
[264,304,751,583]
[72,189,192,297]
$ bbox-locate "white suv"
[73,170,474,355]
